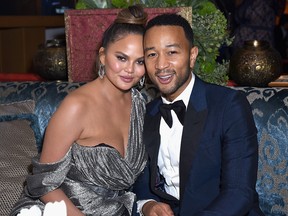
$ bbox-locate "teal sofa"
[0,81,287,215]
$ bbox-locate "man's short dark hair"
[145,13,194,47]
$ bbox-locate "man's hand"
[142,201,174,216]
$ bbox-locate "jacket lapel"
[179,77,208,200]
[144,98,162,161]
[144,77,209,202]
[144,98,178,201]
[143,98,161,193]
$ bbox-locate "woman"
[10,5,147,216]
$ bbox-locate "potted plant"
[75,0,232,85]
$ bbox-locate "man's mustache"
[155,69,175,75]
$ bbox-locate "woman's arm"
[38,94,86,215]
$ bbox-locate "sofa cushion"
[0,82,84,215]
[0,81,84,151]
[0,100,38,216]
[236,87,288,216]
[0,100,41,151]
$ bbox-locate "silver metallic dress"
[10,88,147,216]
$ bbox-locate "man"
[133,13,264,216]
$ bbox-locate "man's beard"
[154,67,191,96]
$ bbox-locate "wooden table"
[268,75,288,87]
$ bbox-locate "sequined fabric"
[10,88,147,216]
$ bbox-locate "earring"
[139,76,145,88]
[98,63,105,79]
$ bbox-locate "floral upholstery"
[234,87,288,216]
[0,82,83,151]
[0,82,287,215]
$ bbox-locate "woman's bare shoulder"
[60,82,99,112]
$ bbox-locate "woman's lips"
[120,76,134,83]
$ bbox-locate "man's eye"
[146,53,156,58]
[168,51,177,55]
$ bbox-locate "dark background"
[0,0,75,15]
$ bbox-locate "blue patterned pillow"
[0,82,84,151]
[236,87,288,216]
[0,100,41,151]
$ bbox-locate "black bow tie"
[159,100,186,128]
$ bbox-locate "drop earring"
[139,76,145,88]
[98,63,105,79]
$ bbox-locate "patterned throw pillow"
[0,100,38,215]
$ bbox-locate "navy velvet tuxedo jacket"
[133,77,264,215]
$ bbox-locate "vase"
[33,39,68,81]
[229,40,282,87]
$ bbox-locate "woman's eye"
[137,59,145,65]
[117,56,126,61]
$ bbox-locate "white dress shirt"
[158,73,195,199]
[137,73,195,213]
